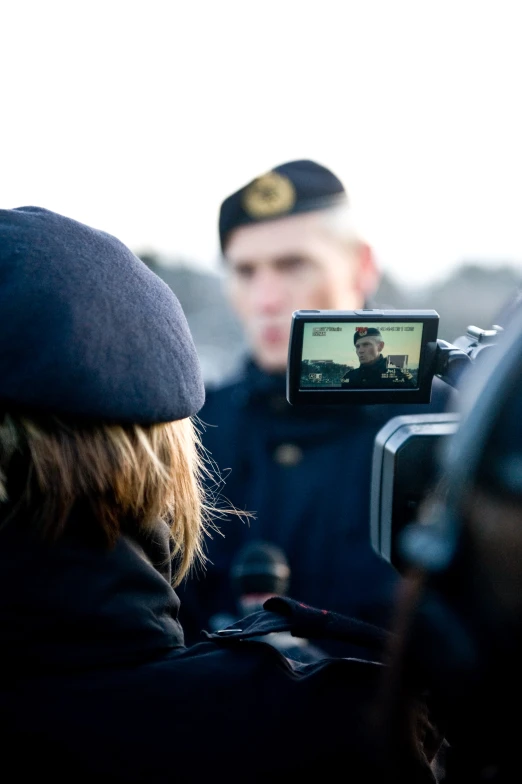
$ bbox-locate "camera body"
[286,311,504,572]
[369,323,505,571]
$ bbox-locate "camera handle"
[433,339,473,389]
[433,325,503,389]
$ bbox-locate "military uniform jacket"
[0,517,441,783]
[180,359,454,653]
[341,355,415,389]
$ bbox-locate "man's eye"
[233,264,255,279]
[276,256,306,272]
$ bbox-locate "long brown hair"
[0,412,230,585]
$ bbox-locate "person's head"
[219,160,380,373]
[354,327,384,365]
[0,207,211,585]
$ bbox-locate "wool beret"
[0,207,205,424]
[219,159,348,251]
[354,327,383,345]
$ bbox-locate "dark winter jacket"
[0,514,441,783]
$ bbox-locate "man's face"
[225,211,375,373]
[355,337,384,365]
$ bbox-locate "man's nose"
[251,268,287,313]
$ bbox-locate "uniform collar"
[362,354,387,372]
[243,358,286,399]
[234,357,393,430]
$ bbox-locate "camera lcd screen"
[287,309,439,405]
[300,321,424,390]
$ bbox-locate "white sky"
[2,0,522,287]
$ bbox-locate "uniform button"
[273,443,303,466]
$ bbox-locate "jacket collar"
[0,512,184,672]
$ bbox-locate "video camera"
[286,309,504,572]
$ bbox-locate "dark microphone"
[231,540,291,615]
[228,540,328,663]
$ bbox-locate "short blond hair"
[317,201,365,249]
[0,413,219,586]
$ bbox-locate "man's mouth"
[260,325,286,345]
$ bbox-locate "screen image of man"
[341,327,415,389]
[178,159,454,654]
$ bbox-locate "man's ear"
[357,243,380,299]
[378,341,385,352]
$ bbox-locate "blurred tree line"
[138,252,522,386]
[376,264,521,341]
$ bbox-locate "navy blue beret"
[354,327,382,345]
[0,207,205,424]
[219,159,347,251]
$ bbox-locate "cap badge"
[242,172,296,219]
[356,327,368,337]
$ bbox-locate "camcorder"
[286,308,502,572]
